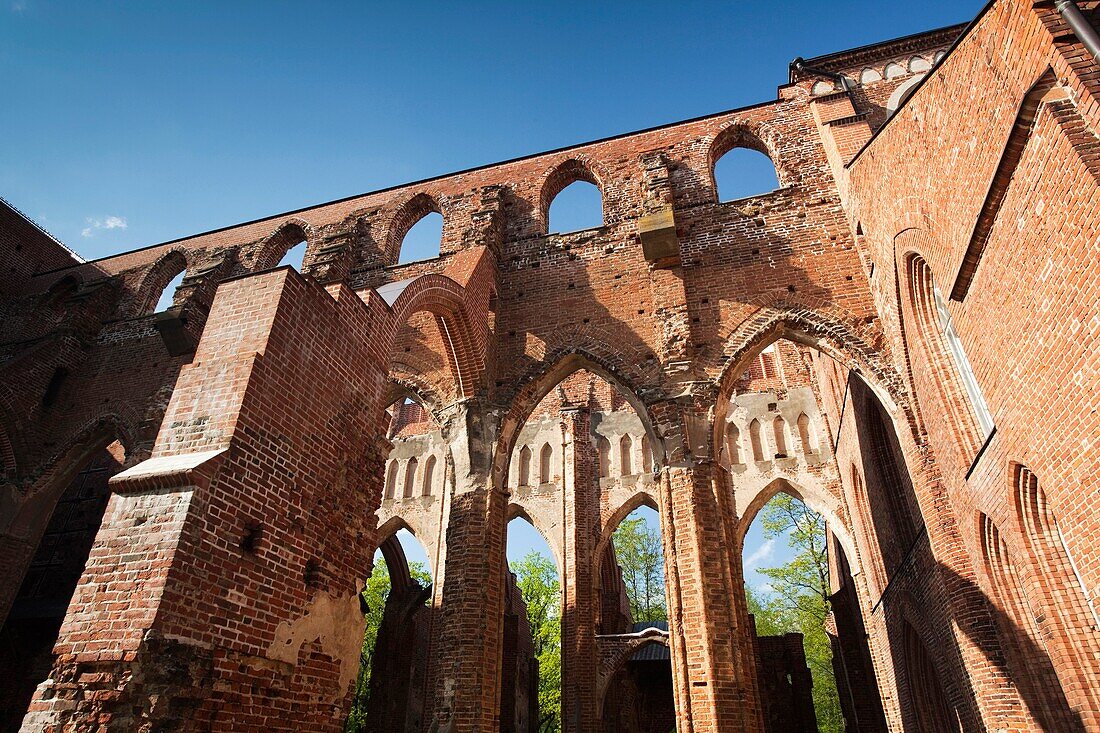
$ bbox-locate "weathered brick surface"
[1,1,1099,730]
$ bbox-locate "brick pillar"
[21,269,387,732]
[559,404,600,731]
[652,397,765,733]
[431,401,507,733]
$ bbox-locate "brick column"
[21,269,388,732]
[652,397,765,733]
[559,404,600,731]
[430,401,507,733]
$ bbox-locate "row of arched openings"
[726,412,817,465]
[384,454,438,500]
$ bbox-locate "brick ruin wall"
[0,1,1099,731]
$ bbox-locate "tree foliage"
[511,551,562,733]
[612,515,667,623]
[746,493,844,733]
[345,556,432,733]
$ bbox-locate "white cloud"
[82,215,128,238]
[743,538,776,571]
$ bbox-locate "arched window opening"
[797,413,815,456]
[402,457,418,499]
[641,435,653,474]
[598,436,612,478]
[347,528,432,729]
[907,254,994,448]
[154,269,186,312]
[726,423,742,465]
[742,491,845,732]
[385,460,398,500]
[608,504,667,629]
[619,435,633,476]
[277,240,307,271]
[422,455,436,497]
[540,443,553,484]
[506,514,561,732]
[860,67,883,85]
[713,146,780,202]
[772,415,789,458]
[749,419,765,462]
[518,445,532,487]
[884,62,906,79]
[980,514,1079,729]
[547,180,603,233]
[398,211,444,264]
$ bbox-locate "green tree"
[612,516,667,623]
[511,551,562,733]
[345,556,432,733]
[747,493,844,733]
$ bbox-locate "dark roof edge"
[792,21,969,80]
[845,0,997,170]
[1,196,85,264]
[36,97,783,276]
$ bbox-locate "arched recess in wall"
[886,74,926,116]
[382,394,446,503]
[709,123,782,203]
[979,513,1083,731]
[619,434,633,476]
[517,445,532,486]
[44,274,80,308]
[139,250,189,314]
[847,373,923,582]
[540,158,604,234]
[539,442,553,484]
[901,619,962,733]
[902,248,994,458]
[492,353,664,494]
[599,635,674,733]
[1012,464,1100,716]
[0,418,131,729]
[388,193,444,264]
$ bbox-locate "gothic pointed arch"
[537,156,608,232]
[252,218,315,271]
[135,249,189,315]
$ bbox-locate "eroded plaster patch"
[269,584,366,690]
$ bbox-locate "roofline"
[37,97,781,276]
[846,0,997,169]
[792,21,969,77]
[1,195,85,264]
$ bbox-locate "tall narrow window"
[422,455,436,497]
[749,419,764,462]
[619,435,633,476]
[518,445,532,486]
[154,270,186,312]
[772,415,788,457]
[907,253,994,450]
[403,457,418,499]
[932,284,994,437]
[641,435,652,474]
[385,460,398,500]
[796,413,814,456]
[598,437,611,478]
[726,423,741,465]
[540,443,553,484]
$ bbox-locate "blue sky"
[3,0,981,262]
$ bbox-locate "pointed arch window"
[539,443,553,484]
[518,445,532,486]
[772,415,789,458]
[422,455,436,497]
[619,434,633,476]
[641,435,653,474]
[796,413,814,456]
[597,437,611,478]
[749,419,764,462]
[385,460,398,500]
[403,457,418,499]
[726,423,741,465]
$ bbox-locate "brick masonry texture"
[1,1,1099,730]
